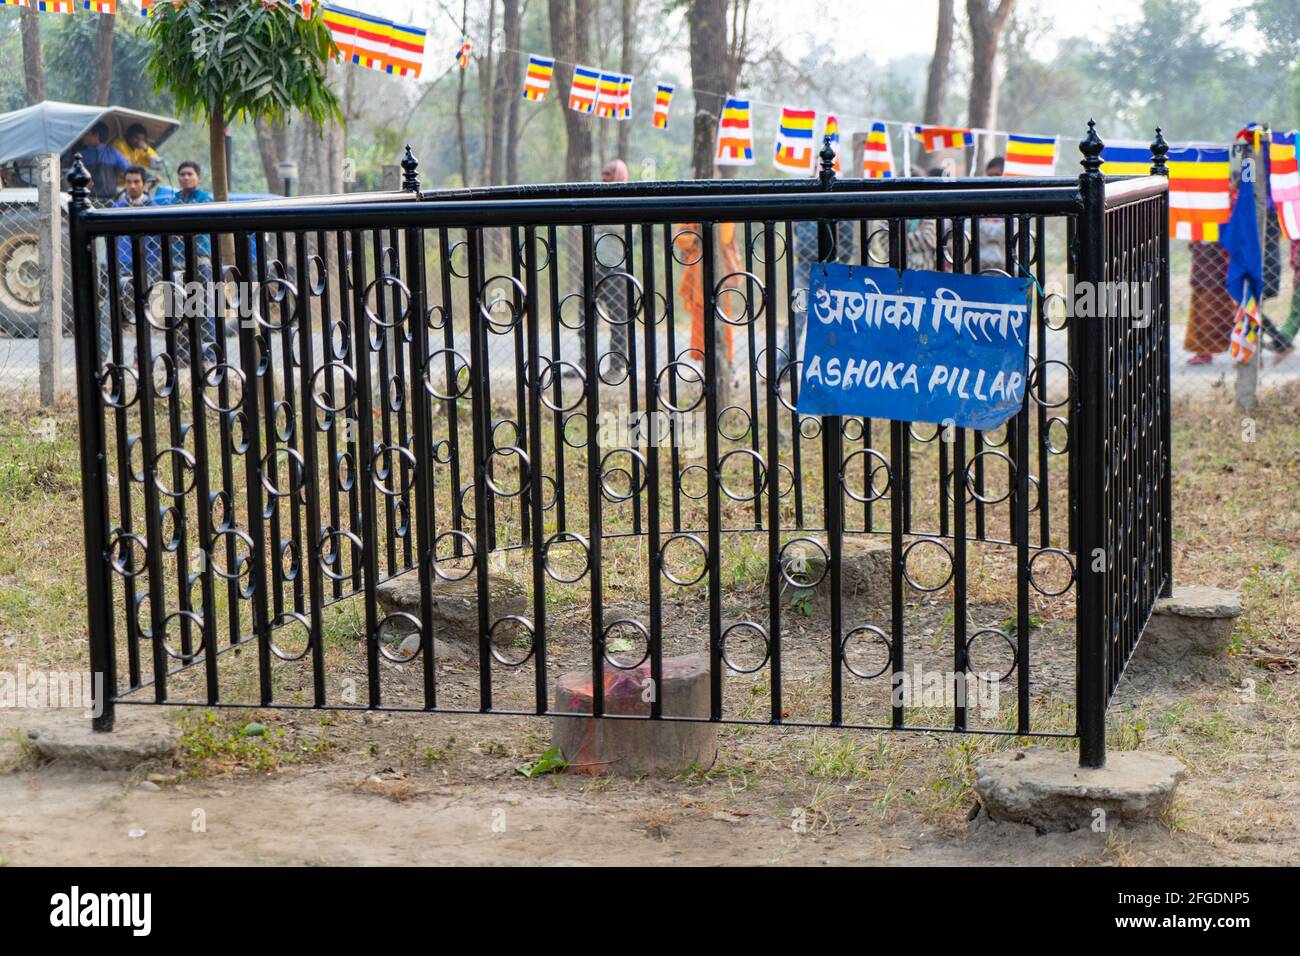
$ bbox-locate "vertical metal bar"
[701,222,723,721]
[1075,123,1108,769]
[889,219,906,729]
[641,223,664,720]
[762,221,782,723]
[68,177,117,730]
[524,226,549,714]
[466,227,495,711]
[817,211,844,727]
[582,224,605,716]
[1015,223,1033,734]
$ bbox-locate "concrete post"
[38,152,63,406]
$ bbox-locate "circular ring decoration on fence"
[259,447,305,500]
[798,416,821,440]
[201,363,245,414]
[479,274,526,333]
[1028,547,1075,596]
[677,464,709,501]
[99,363,140,410]
[308,361,356,419]
[517,233,552,272]
[252,275,301,332]
[841,625,892,679]
[713,272,765,326]
[541,531,590,584]
[485,445,530,498]
[431,530,477,581]
[752,345,789,383]
[152,352,176,399]
[773,462,795,499]
[306,254,327,296]
[446,240,469,279]
[655,361,705,414]
[717,405,752,443]
[865,227,892,265]
[159,505,184,553]
[841,448,892,503]
[263,610,312,662]
[602,618,650,670]
[671,228,703,266]
[719,621,770,674]
[659,533,708,586]
[774,361,803,412]
[491,418,520,451]
[371,444,417,498]
[779,536,828,589]
[965,628,1018,683]
[537,360,587,413]
[107,530,149,579]
[375,612,423,663]
[909,421,942,443]
[490,615,536,667]
[1043,292,1069,331]
[152,447,197,499]
[318,528,363,582]
[593,271,644,326]
[594,231,628,269]
[1045,415,1070,455]
[1028,359,1073,409]
[600,447,647,502]
[142,279,189,333]
[748,227,787,264]
[423,348,472,401]
[210,489,234,533]
[717,449,767,502]
[597,349,631,387]
[964,450,1015,505]
[159,609,207,662]
[557,292,585,330]
[841,418,865,442]
[562,412,588,449]
[902,537,955,592]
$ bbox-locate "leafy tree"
[141,0,339,202]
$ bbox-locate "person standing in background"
[110,123,162,187]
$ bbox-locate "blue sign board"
[797,265,1032,431]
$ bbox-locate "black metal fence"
[68,122,1170,768]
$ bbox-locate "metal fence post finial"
[818,134,837,189]
[401,145,420,193]
[69,154,92,210]
[1150,127,1169,176]
[1079,119,1104,178]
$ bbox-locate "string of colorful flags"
[8,1,1297,241]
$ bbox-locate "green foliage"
[43,13,170,114]
[141,0,340,129]
[517,746,568,777]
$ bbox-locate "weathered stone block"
[975,748,1186,833]
[376,571,528,646]
[802,536,891,608]
[551,653,716,776]
[1140,585,1243,660]
[26,710,179,770]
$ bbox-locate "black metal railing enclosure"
[67,122,1171,768]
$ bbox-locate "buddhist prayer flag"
[522,54,555,101]
[34,1,73,11]
[348,10,393,71]
[454,35,471,69]
[912,125,972,151]
[824,114,841,173]
[862,121,894,178]
[1098,143,1152,176]
[1166,146,1231,241]
[594,72,632,119]
[1003,133,1057,176]
[568,65,599,113]
[772,106,817,175]
[715,97,754,166]
[386,21,425,77]
[82,0,118,11]
[1270,130,1300,239]
[652,83,673,129]
[322,5,362,61]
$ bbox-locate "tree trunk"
[967,0,1015,164]
[548,0,594,184]
[255,116,290,195]
[20,8,45,106]
[93,13,115,106]
[617,0,637,162]
[479,0,498,185]
[923,0,954,124]
[689,0,729,180]
[209,106,230,202]
[488,0,521,186]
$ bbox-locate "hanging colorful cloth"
[1270,130,1299,239]
[568,65,599,114]
[823,114,841,173]
[1003,134,1057,176]
[614,74,633,120]
[322,4,362,60]
[1098,142,1153,175]
[652,83,674,129]
[862,121,893,178]
[522,55,555,101]
[772,106,817,175]
[453,35,471,70]
[387,21,425,78]
[912,125,972,152]
[33,1,74,11]
[1166,146,1231,241]
[1229,299,1260,364]
[82,0,118,10]
[714,97,754,166]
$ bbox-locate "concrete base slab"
[25,709,180,771]
[975,748,1186,833]
[552,653,716,776]
[1141,585,1243,661]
